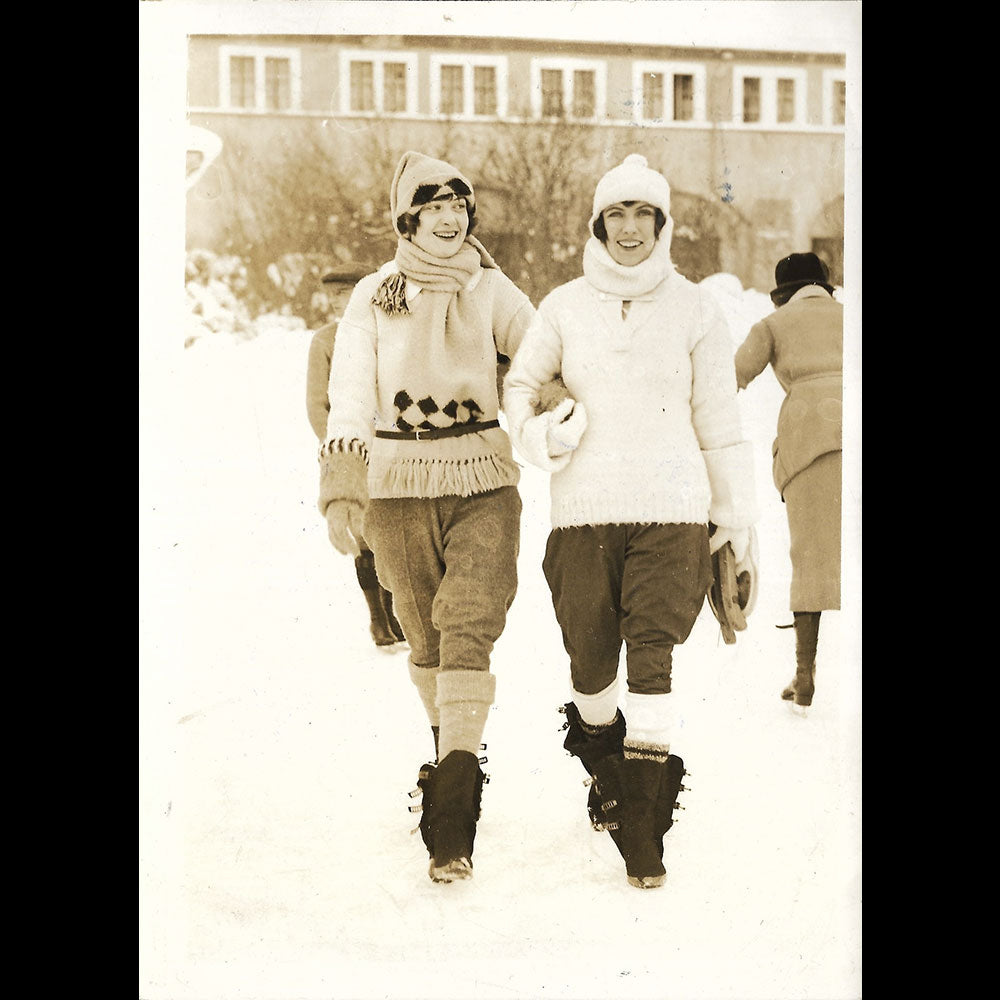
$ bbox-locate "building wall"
[186,33,845,292]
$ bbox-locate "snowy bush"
[185,249,308,348]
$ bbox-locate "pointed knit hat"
[589,153,672,234]
[390,151,476,237]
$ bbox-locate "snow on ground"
[139,278,861,1000]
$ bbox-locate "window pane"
[440,64,464,115]
[834,80,846,125]
[350,61,374,112]
[265,57,290,110]
[573,70,595,118]
[777,78,795,123]
[230,56,255,108]
[383,62,407,113]
[742,76,760,122]
[541,68,563,117]
[473,65,497,116]
[642,73,664,119]
[673,74,693,121]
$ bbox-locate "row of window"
[219,45,847,128]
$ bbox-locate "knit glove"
[326,500,365,557]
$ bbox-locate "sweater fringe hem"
[371,453,520,499]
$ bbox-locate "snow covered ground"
[139,278,861,1000]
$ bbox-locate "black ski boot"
[621,750,688,889]
[562,704,686,889]
[414,750,487,883]
[355,549,403,647]
[781,611,820,706]
[561,702,627,832]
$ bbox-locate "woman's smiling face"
[412,188,470,258]
[601,201,658,266]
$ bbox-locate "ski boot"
[560,702,627,837]
[561,704,687,889]
[619,749,688,888]
[409,749,488,883]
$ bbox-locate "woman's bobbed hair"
[592,201,666,243]
[397,178,477,238]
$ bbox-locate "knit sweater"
[319,262,534,511]
[503,270,757,530]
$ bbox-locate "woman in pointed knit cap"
[319,151,535,884]
[504,154,758,889]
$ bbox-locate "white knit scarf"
[581,217,676,299]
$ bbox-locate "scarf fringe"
[372,272,410,316]
[378,452,518,498]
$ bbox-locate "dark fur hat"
[770,252,834,305]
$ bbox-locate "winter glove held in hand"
[546,398,588,458]
[326,500,365,557]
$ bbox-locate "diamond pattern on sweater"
[393,392,485,432]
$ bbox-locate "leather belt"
[375,419,500,441]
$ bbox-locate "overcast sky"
[146,1,860,55]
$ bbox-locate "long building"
[186,31,847,294]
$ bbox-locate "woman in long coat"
[734,253,843,707]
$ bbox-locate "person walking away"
[503,154,758,888]
[306,265,405,648]
[734,252,843,708]
[317,151,535,883]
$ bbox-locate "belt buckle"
[413,428,425,441]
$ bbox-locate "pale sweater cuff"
[513,411,574,473]
[702,441,758,528]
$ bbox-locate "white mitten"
[709,524,750,563]
[546,398,588,458]
[709,525,759,616]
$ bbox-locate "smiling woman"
[315,150,536,886]
[411,191,471,258]
[502,153,759,890]
[594,201,666,266]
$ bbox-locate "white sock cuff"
[572,679,620,727]
[624,691,674,751]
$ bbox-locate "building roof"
[168,0,859,57]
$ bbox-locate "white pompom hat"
[589,153,672,234]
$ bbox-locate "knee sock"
[436,669,496,760]
[624,691,675,761]
[572,679,620,729]
[793,611,821,670]
[408,658,441,728]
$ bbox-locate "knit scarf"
[372,235,498,315]
[581,217,676,300]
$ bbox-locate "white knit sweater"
[503,268,757,530]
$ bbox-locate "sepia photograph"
[139,2,862,997]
